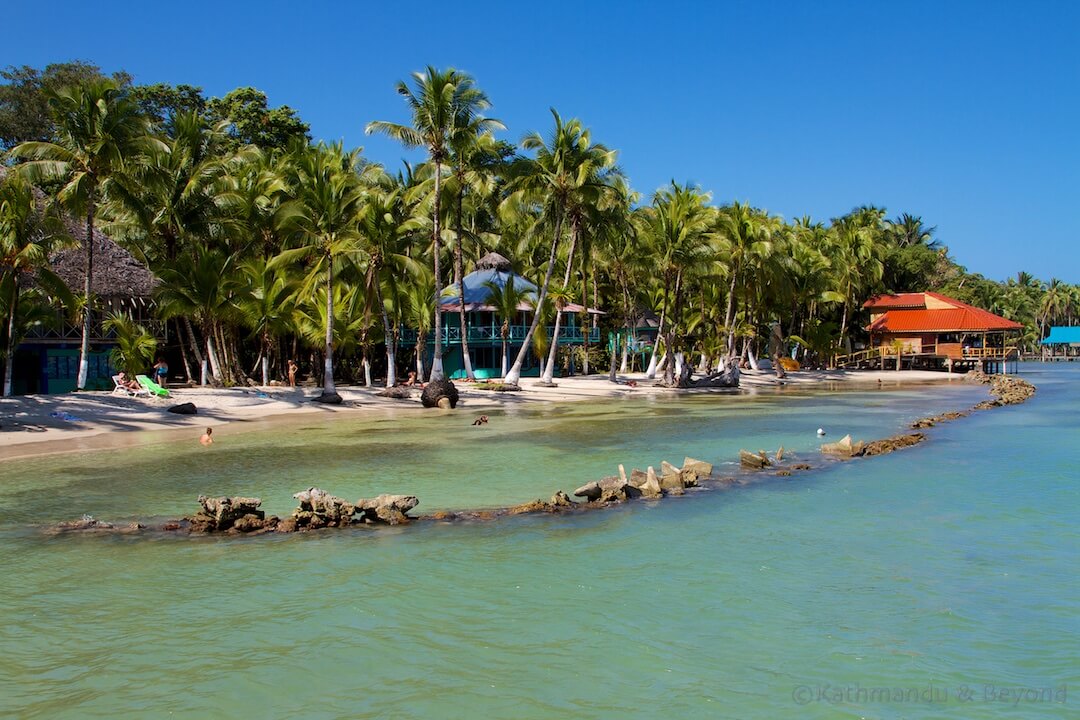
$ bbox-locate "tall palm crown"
[11,78,159,389]
[500,109,617,384]
[366,67,501,381]
[275,142,369,399]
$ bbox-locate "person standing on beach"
[200,427,213,446]
[287,360,298,387]
[153,358,169,387]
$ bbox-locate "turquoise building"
[400,253,601,380]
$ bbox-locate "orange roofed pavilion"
[863,291,1023,371]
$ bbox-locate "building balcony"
[398,325,600,346]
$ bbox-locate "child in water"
[200,427,214,446]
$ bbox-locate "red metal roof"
[863,293,928,309]
[868,305,1022,334]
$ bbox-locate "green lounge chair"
[136,374,170,397]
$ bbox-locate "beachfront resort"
[2,5,1077,715]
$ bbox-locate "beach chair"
[112,374,149,397]
[135,374,170,398]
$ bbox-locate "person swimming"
[472,415,489,426]
[200,427,214,446]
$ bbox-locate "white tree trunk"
[542,313,563,384]
[363,357,372,387]
[747,343,761,371]
[385,350,396,388]
[620,337,629,372]
[206,337,222,381]
[261,355,269,387]
[201,358,208,386]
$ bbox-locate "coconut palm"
[500,109,617,385]
[367,67,501,381]
[357,171,423,387]
[103,312,157,377]
[10,78,161,389]
[234,257,298,386]
[274,142,369,401]
[154,247,238,384]
[0,174,72,395]
[635,182,715,385]
[448,131,507,380]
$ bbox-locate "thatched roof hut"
[475,252,513,272]
[0,165,156,298]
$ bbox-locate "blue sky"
[6,0,1078,282]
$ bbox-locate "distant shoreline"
[0,369,961,461]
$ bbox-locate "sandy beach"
[0,369,963,460]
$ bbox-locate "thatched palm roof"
[474,252,513,272]
[0,165,157,298]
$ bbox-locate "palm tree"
[0,174,72,395]
[234,257,298,386]
[448,131,506,381]
[103,312,157,377]
[154,248,238,384]
[482,277,529,378]
[357,171,423,387]
[275,142,368,402]
[713,201,778,361]
[887,213,939,249]
[367,67,501,381]
[635,182,715,385]
[11,78,160,389]
[500,109,617,385]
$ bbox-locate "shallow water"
[1,369,1076,718]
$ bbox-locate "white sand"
[0,369,961,460]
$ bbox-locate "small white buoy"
[817,428,826,436]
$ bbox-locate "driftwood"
[691,366,740,388]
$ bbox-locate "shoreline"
[43,370,1036,537]
[0,369,962,461]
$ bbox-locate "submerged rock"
[292,487,356,528]
[356,494,419,525]
[820,435,865,458]
[859,433,926,457]
[188,495,265,533]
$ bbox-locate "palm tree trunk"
[261,330,271,387]
[323,257,336,396]
[77,200,95,390]
[724,265,739,356]
[376,281,397,387]
[456,187,475,381]
[505,211,564,385]
[430,160,445,381]
[542,219,578,384]
[184,317,206,385]
[3,275,18,397]
[542,307,564,384]
[416,330,426,380]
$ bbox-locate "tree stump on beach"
[421,378,459,409]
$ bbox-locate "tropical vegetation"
[1,61,1076,393]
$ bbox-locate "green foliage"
[130,83,207,127]
[103,312,157,375]
[0,61,132,149]
[206,88,310,150]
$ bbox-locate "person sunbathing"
[118,372,141,392]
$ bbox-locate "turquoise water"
[0,369,1076,718]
